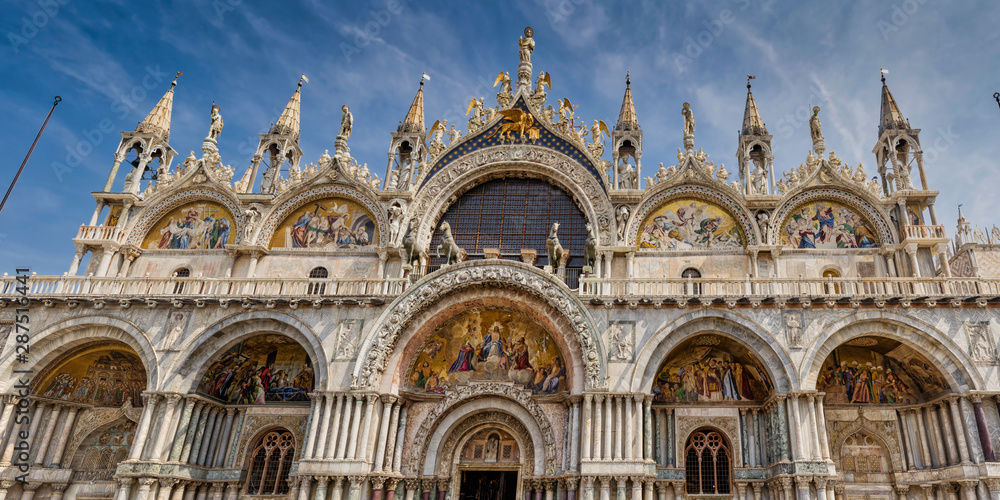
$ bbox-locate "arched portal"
[195,333,316,405]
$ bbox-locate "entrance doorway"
[459,470,518,500]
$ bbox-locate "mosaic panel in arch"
[71,419,136,471]
[141,201,235,250]
[638,198,743,250]
[779,200,879,249]
[36,344,146,407]
[406,307,566,394]
[198,335,315,405]
[817,336,949,404]
[270,197,376,249]
[653,335,773,403]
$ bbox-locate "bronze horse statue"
[399,219,427,269]
[437,221,466,265]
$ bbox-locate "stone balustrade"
[902,224,947,241]
[73,224,127,244]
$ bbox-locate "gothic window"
[245,429,296,495]
[431,178,589,287]
[684,429,731,495]
[173,267,190,294]
[461,429,520,464]
[308,267,328,295]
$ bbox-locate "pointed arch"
[771,188,897,246]
[254,184,387,248]
[628,183,759,248]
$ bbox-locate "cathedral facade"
[2,27,1000,500]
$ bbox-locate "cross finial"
[880,68,888,83]
[747,74,755,90]
[625,71,630,87]
[299,73,309,87]
[171,71,183,86]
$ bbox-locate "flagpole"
[0,96,62,215]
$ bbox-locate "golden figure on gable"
[653,335,773,403]
[638,198,743,250]
[36,346,146,407]
[271,197,376,249]
[142,202,235,250]
[817,337,948,405]
[407,307,566,394]
[779,200,878,249]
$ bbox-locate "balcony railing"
[902,224,947,241]
[1,274,998,301]
[74,225,126,244]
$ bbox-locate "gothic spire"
[879,71,908,134]
[741,76,767,136]
[271,76,304,138]
[398,80,425,135]
[615,72,639,131]
[136,72,181,142]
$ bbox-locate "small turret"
[237,75,306,194]
[872,70,927,195]
[737,75,773,195]
[385,80,428,191]
[611,72,642,190]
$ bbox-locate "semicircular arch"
[770,188,896,246]
[0,314,159,393]
[162,310,327,394]
[631,310,795,394]
[354,260,604,393]
[628,183,759,248]
[799,311,982,393]
[409,145,615,247]
[254,184,387,248]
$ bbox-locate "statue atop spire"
[809,106,825,155]
[682,102,695,152]
[516,27,534,93]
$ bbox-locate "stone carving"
[583,222,598,270]
[400,219,428,269]
[966,321,996,362]
[242,207,259,244]
[388,202,406,246]
[234,414,307,467]
[682,102,695,137]
[545,222,564,271]
[355,262,603,391]
[756,211,770,243]
[335,319,364,360]
[208,103,224,141]
[827,410,904,473]
[437,221,466,266]
[435,411,535,476]
[674,415,739,467]
[616,205,630,244]
[408,382,556,476]
[608,321,634,362]
[809,106,823,152]
[339,105,354,141]
[65,403,141,464]
[617,158,637,189]
[784,312,804,349]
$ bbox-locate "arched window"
[682,268,702,295]
[245,429,296,495]
[685,429,731,495]
[308,267,329,295]
[823,268,841,294]
[172,267,191,294]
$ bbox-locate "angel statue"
[531,71,551,108]
[555,98,576,133]
[208,103,224,140]
[681,102,695,137]
[590,119,610,152]
[427,120,447,155]
[466,97,485,132]
[494,72,512,94]
[447,124,461,145]
[339,105,354,140]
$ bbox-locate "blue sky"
[1,0,999,274]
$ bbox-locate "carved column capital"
[814,477,828,489]
[381,394,399,405]
[371,476,387,490]
[985,479,1000,492]
[580,476,594,489]
[349,476,366,487]
[563,477,578,490]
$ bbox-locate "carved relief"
[436,411,535,475]
[355,262,602,392]
[827,410,904,473]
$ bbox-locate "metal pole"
[0,96,61,215]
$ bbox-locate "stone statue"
[388,204,405,245]
[756,211,770,239]
[339,105,354,140]
[653,162,670,184]
[208,103,224,140]
[448,124,461,145]
[243,207,259,244]
[399,219,428,269]
[618,158,637,189]
[809,106,823,144]
[785,313,803,348]
[261,165,277,193]
[610,323,633,360]
[437,221,466,265]
[616,205,630,243]
[751,164,767,194]
[682,102,695,137]
[583,222,597,270]
[518,30,535,63]
[967,323,995,362]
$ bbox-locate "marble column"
[404,479,419,500]
[170,398,197,462]
[780,477,794,500]
[149,395,181,461]
[315,393,333,459]
[924,407,945,467]
[337,395,355,459]
[937,403,958,465]
[50,483,68,500]
[326,394,345,460]
[613,477,627,500]
[33,404,62,465]
[815,394,831,461]
[385,479,399,500]
[349,476,365,500]
[628,478,641,500]
[314,476,329,500]
[440,478,451,500]
[752,482,763,500]
[598,477,610,500]
[188,404,212,464]
[914,408,933,468]
[899,409,917,470]
[198,407,220,465]
[375,396,396,470]
[947,398,971,464]
[642,396,652,461]
[615,397,624,460]
[171,482,188,500]
[985,479,1000,500]
[346,396,364,459]
[785,396,800,460]
[795,477,810,500]
[384,401,402,472]
[604,396,613,461]
[581,477,594,500]
[806,395,822,461]
[958,481,977,500]
[114,478,134,500]
[214,408,237,467]
[298,477,313,500]
[359,395,379,461]
[392,405,408,471]
[156,479,177,500]
[136,478,158,500]
[48,405,79,466]
[736,483,747,500]
[642,479,652,500]
[594,395,604,460]
[671,481,685,500]
[971,395,995,461]
[571,397,582,468]
[582,395,593,461]
[623,396,633,460]
[332,477,346,500]
[815,478,828,500]
[223,483,239,500]
[0,396,16,455]
[566,478,578,500]
[654,481,667,500]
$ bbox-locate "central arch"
[354,260,605,392]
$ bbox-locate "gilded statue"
[518,27,535,63]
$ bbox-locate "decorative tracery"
[245,429,296,495]
[684,429,731,495]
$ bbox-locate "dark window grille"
[245,430,296,495]
[308,267,329,295]
[173,268,190,294]
[682,268,702,295]
[429,178,590,287]
[684,429,731,495]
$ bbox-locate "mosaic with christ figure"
[407,307,566,394]
[271,197,376,249]
[638,198,743,250]
[779,200,879,249]
[197,335,315,405]
[142,202,235,250]
[653,335,773,403]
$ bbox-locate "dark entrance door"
[459,470,518,500]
